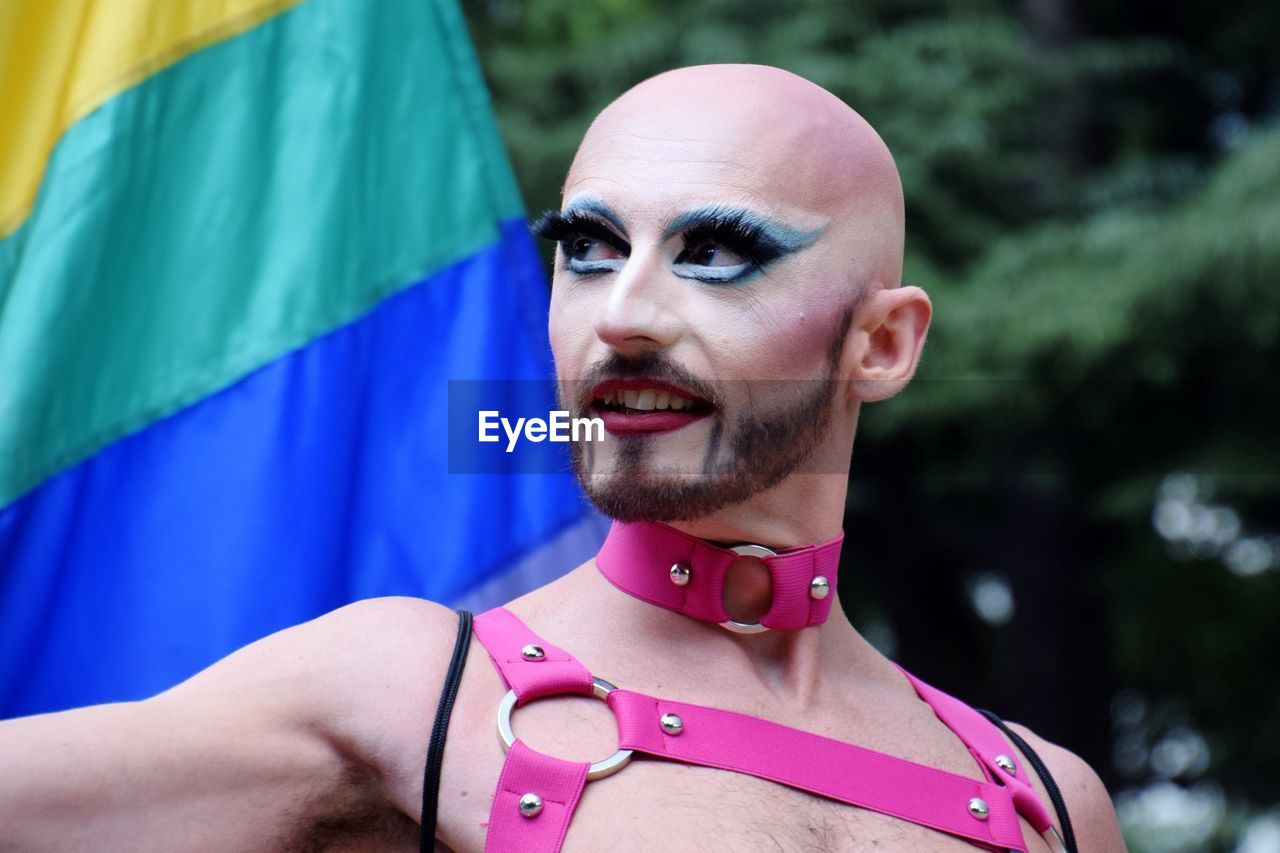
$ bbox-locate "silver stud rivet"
[518,792,543,818]
[660,713,684,735]
[810,576,830,600]
[968,797,990,820]
[520,644,545,661]
[995,754,1017,773]
[669,562,691,587]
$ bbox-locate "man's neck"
[660,471,851,552]
[543,557,898,715]
[523,467,895,708]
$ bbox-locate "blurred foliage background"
[462,1,1280,849]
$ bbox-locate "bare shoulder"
[0,597,464,850]
[303,593,461,646]
[191,595,468,839]
[277,596,468,735]
[292,595,463,677]
[167,595,467,790]
[1005,722,1129,853]
[294,597,472,813]
[168,595,462,707]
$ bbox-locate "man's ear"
[841,285,932,403]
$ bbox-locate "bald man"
[0,65,1126,852]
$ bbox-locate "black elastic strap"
[976,708,1079,853]
[420,609,473,853]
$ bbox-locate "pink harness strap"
[474,607,1041,852]
[596,520,843,630]
[609,690,1024,849]
[897,667,1055,834]
[475,609,593,852]
[473,607,594,703]
[487,740,588,853]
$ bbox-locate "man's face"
[545,73,872,522]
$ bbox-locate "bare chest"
[425,648,1049,853]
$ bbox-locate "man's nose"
[591,251,682,355]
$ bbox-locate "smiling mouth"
[586,380,714,434]
[593,387,712,415]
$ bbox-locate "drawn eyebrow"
[531,211,630,255]
[661,204,824,249]
[530,200,825,273]
[559,197,630,239]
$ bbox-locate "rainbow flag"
[0,0,605,717]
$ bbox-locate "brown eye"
[683,242,747,267]
[567,237,623,263]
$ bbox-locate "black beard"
[560,297,859,523]
[566,376,837,522]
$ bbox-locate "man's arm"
[1006,723,1129,853]
[0,596,459,851]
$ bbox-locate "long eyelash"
[677,215,785,267]
[530,210,630,254]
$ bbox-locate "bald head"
[565,64,905,294]
[545,65,931,525]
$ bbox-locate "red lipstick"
[587,378,713,436]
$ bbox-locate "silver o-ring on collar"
[497,677,634,781]
[718,543,778,634]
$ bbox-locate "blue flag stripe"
[0,221,600,717]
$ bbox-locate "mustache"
[568,351,721,411]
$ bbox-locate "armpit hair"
[276,760,418,852]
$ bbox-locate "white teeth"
[599,387,698,411]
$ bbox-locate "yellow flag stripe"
[0,0,305,237]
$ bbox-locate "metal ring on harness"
[1044,825,1070,853]
[496,677,634,781]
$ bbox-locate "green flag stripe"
[0,0,524,506]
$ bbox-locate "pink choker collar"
[594,520,844,632]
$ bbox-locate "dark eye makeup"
[531,210,629,254]
[530,204,820,284]
[531,210,630,274]
[670,211,794,283]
